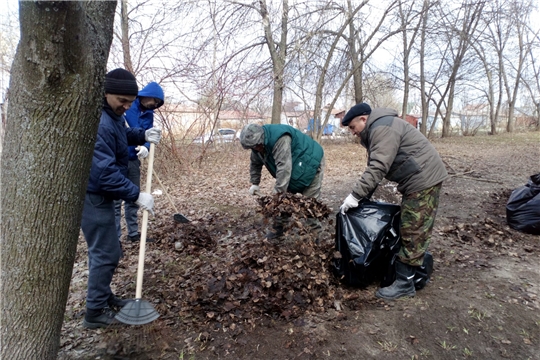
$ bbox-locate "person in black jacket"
[81,69,162,329]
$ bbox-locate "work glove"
[135,192,154,215]
[145,128,162,144]
[340,193,360,215]
[249,185,261,196]
[136,146,149,159]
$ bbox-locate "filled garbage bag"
[333,201,401,288]
[506,176,540,235]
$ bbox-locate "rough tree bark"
[0,2,116,359]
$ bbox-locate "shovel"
[152,170,190,223]
[115,143,160,325]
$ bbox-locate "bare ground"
[58,132,540,360]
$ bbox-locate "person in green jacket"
[339,103,448,300]
[239,123,325,240]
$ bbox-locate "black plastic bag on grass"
[506,177,540,235]
[333,201,401,288]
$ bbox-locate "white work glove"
[249,185,261,196]
[145,128,162,144]
[340,193,360,215]
[135,146,149,159]
[135,192,155,215]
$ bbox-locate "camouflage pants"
[398,183,442,266]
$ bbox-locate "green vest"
[262,124,324,193]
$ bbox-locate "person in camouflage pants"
[339,103,448,300]
[399,183,442,267]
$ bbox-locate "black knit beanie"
[104,68,138,96]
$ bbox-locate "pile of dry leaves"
[137,193,367,336]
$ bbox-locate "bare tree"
[501,0,533,133]
[521,27,540,130]
[441,1,484,137]
[0,2,116,359]
[418,0,430,135]
[346,0,400,104]
[120,0,133,73]
[258,0,289,124]
[468,0,507,136]
[396,0,427,118]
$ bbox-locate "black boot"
[306,217,322,244]
[376,260,416,300]
[266,223,284,240]
[127,232,154,243]
[108,294,132,310]
[83,306,121,329]
[266,216,286,240]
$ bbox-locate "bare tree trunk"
[0,2,116,359]
[504,0,530,133]
[441,1,484,138]
[260,0,288,124]
[347,0,398,104]
[347,1,363,103]
[398,0,424,119]
[120,0,133,73]
[312,1,365,141]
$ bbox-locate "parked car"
[193,128,240,144]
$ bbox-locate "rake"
[115,143,160,325]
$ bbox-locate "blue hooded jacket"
[124,82,164,160]
[86,102,146,202]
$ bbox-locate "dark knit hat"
[104,68,138,96]
[341,103,372,126]
[239,124,265,149]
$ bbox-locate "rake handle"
[136,142,154,299]
[152,169,180,214]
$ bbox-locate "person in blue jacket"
[115,82,164,243]
[81,69,162,329]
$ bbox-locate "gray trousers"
[115,159,141,239]
[81,193,121,310]
[302,155,325,199]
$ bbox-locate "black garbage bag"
[506,177,540,235]
[333,201,401,288]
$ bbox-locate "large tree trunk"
[0,2,116,359]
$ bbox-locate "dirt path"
[58,132,540,360]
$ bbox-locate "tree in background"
[0,2,116,359]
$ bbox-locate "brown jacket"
[352,108,448,198]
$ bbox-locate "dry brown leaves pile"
[134,193,369,337]
[257,192,332,220]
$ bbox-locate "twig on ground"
[449,170,475,177]
[443,159,457,175]
[461,176,503,184]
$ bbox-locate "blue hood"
[138,82,164,108]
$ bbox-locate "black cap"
[341,103,372,126]
[104,68,138,96]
